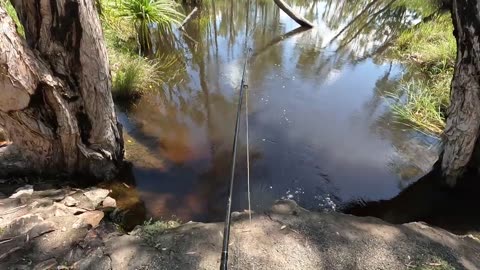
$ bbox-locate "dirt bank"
[0,185,478,270]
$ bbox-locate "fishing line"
[220,1,255,269]
[246,78,252,223]
[219,50,249,270]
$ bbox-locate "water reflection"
[116,0,439,222]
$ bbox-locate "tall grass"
[118,0,184,52]
[111,52,181,101]
[388,13,455,136]
[98,0,185,102]
[395,14,456,68]
[389,79,448,135]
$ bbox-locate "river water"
[115,0,440,222]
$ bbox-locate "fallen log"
[273,0,314,28]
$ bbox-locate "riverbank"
[386,10,455,136]
[0,184,478,269]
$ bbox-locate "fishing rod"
[219,50,250,270]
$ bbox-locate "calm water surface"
[116,0,440,222]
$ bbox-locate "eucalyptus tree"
[0,0,123,178]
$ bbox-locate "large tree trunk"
[0,0,124,179]
[441,0,480,186]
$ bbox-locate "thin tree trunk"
[273,0,314,28]
[441,0,480,186]
[0,0,124,179]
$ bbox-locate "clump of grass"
[110,50,183,101]
[388,13,455,136]
[389,79,449,135]
[395,14,456,68]
[111,56,162,101]
[140,218,181,245]
[118,0,184,52]
[100,0,185,103]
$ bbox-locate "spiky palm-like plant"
[119,0,184,54]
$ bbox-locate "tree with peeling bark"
[439,0,480,186]
[0,0,124,179]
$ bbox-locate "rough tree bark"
[0,0,124,179]
[441,0,480,186]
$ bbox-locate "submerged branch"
[273,0,314,28]
[179,7,198,30]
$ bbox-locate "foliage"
[99,0,185,102]
[111,54,161,101]
[395,14,456,68]
[0,0,25,37]
[388,78,449,135]
[140,218,181,245]
[387,13,455,136]
[117,0,184,52]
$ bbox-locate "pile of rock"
[0,185,118,269]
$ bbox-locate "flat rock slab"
[32,258,58,270]
[118,201,480,270]
[101,196,116,209]
[72,247,111,270]
[0,187,479,270]
[0,187,116,269]
[9,185,33,198]
[83,189,110,208]
[78,211,104,228]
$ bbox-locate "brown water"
[116,0,440,222]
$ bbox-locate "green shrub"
[395,14,456,68]
[112,56,161,100]
[389,79,449,135]
[140,219,181,245]
[387,13,455,136]
[118,0,184,52]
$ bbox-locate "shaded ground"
[0,184,478,270]
[345,164,480,236]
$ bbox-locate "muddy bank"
[0,185,479,270]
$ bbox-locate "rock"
[271,199,300,215]
[27,216,89,262]
[32,258,58,270]
[1,214,44,238]
[27,221,56,239]
[78,211,105,228]
[80,230,104,249]
[63,196,78,207]
[65,246,86,265]
[69,192,95,211]
[72,248,111,270]
[105,234,158,270]
[30,189,68,202]
[10,185,34,198]
[101,196,116,209]
[83,189,110,208]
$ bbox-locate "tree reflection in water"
[116,0,441,222]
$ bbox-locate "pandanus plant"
[119,0,184,54]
